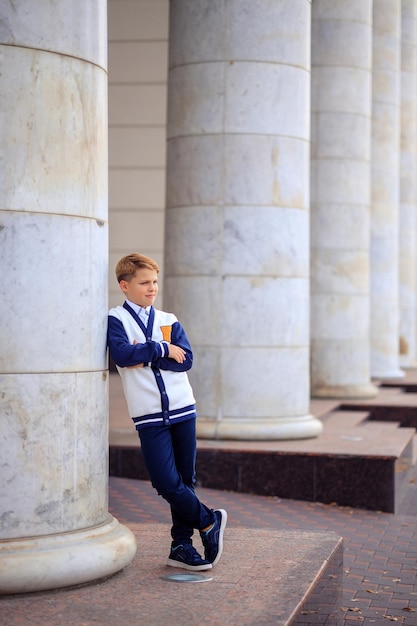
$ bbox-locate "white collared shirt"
[125,299,168,358]
[126,299,150,327]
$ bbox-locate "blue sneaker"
[200,509,227,566]
[167,543,212,571]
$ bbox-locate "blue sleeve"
[154,320,194,372]
[107,315,163,368]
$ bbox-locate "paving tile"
[103,452,417,626]
[5,372,417,624]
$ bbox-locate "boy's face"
[120,268,159,308]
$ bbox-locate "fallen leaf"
[403,607,417,612]
[365,589,379,594]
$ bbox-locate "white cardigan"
[108,304,196,430]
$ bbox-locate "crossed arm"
[129,339,186,367]
[107,316,193,372]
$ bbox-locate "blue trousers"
[138,418,214,545]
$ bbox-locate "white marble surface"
[168,0,310,66]
[165,205,309,278]
[166,0,322,439]
[0,212,108,373]
[310,0,377,398]
[399,0,417,367]
[312,1,371,21]
[0,0,135,593]
[370,0,403,378]
[311,339,377,395]
[168,62,309,137]
[0,0,107,68]
[197,414,323,440]
[311,294,370,340]
[311,204,369,249]
[0,371,109,539]
[311,250,369,294]
[219,346,310,418]
[0,516,137,594]
[0,46,107,219]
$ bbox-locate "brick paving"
[109,470,417,625]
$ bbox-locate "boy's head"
[116,253,160,308]
[115,253,159,282]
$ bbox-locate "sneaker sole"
[212,508,227,566]
[166,558,212,571]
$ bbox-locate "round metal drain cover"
[160,572,212,583]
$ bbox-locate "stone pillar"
[399,0,417,367]
[0,1,136,594]
[310,0,377,398]
[370,0,403,379]
[164,0,322,440]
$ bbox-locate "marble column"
[0,1,136,594]
[399,0,417,367]
[310,0,377,398]
[370,0,403,379]
[164,0,322,440]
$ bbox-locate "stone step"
[0,523,343,626]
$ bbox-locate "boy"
[108,253,227,571]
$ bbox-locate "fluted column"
[399,0,417,367]
[164,0,322,440]
[370,0,403,379]
[0,0,136,594]
[310,0,377,398]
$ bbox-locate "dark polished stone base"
[109,440,407,513]
[109,377,417,514]
[341,401,417,429]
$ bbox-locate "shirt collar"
[125,299,150,317]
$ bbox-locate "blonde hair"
[115,253,159,283]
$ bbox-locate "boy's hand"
[127,339,144,368]
[167,343,187,363]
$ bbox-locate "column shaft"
[165,0,322,440]
[399,0,417,367]
[0,0,136,594]
[310,0,377,398]
[370,0,403,379]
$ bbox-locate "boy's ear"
[119,280,128,293]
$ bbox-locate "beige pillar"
[399,0,417,367]
[310,0,377,398]
[0,0,136,594]
[164,0,322,440]
[370,0,403,379]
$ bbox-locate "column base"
[399,360,417,369]
[312,383,378,399]
[372,368,405,381]
[197,414,323,441]
[0,515,137,595]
